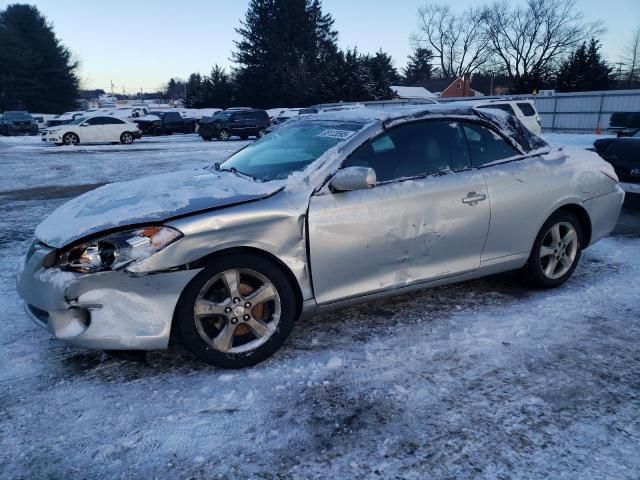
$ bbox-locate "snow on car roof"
[300,102,548,153]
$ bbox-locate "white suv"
[477,100,542,135]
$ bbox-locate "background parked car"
[134,111,194,135]
[608,112,640,137]
[42,115,142,146]
[476,100,542,135]
[46,111,85,128]
[0,111,39,135]
[198,109,270,141]
[593,132,640,196]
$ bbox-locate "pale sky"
[4,0,639,93]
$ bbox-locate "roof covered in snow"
[391,86,437,99]
[300,103,548,153]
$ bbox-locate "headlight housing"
[57,226,182,273]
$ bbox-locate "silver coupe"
[17,104,625,368]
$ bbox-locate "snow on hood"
[35,168,284,248]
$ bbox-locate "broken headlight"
[57,226,182,273]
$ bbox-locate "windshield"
[5,112,32,121]
[68,116,87,125]
[221,121,365,181]
[213,112,231,120]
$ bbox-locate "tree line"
[1,1,639,113]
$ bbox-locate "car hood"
[35,168,284,248]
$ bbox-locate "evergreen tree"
[366,49,399,99]
[335,48,375,102]
[556,39,612,92]
[403,47,434,85]
[232,0,341,107]
[165,78,188,100]
[185,73,204,108]
[202,65,235,109]
[0,4,79,112]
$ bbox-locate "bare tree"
[413,4,490,77]
[621,27,640,86]
[481,0,604,91]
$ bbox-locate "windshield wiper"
[218,164,260,181]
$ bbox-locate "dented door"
[308,171,491,305]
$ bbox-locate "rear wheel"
[522,211,583,288]
[175,254,297,368]
[217,129,231,141]
[62,132,79,146]
[120,132,134,144]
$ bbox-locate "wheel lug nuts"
[233,297,240,304]
[231,317,238,324]
[224,307,232,313]
[243,314,250,321]
[245,302,251,308]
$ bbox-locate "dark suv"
[1,111,39,136]
[135,111,195,136]
[198,109,270,141]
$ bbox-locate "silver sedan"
[17,104,625,368]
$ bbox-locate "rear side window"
[102,117,125,124]
[344,121,471,183]
[517,102,536,117]
[462,123,520,167]
[85,117,107,125]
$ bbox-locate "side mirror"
[330,166,376,192]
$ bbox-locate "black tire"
[522,210,583,289]
[62,132,79,146]
[175,254,297,368]
[217,129,231,141]
[153,127,162,136]
[120,132,134,144]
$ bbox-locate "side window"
[85,117,106,125]
[462,123,520,167]
[102,117,125,124]
[344,121,471,183]
[517,102,536,117]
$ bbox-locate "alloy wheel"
[63,133,78,145]
[193,269,281,354]
[539,221,579,279]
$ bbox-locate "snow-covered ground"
[0,133,639,479]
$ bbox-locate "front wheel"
[217,129,231,141]
[62,132,79,146]
[120,132,134,144]
[522,211,583,288]
[175,254,297,368]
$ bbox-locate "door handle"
[461,192,487,205]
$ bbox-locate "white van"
[476,100,542,135]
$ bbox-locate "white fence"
[526,90,640,132]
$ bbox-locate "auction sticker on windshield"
[317,129,356,139]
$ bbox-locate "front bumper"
[17,243,200,350]
[133,130,143,139]
[620,182,640,194]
